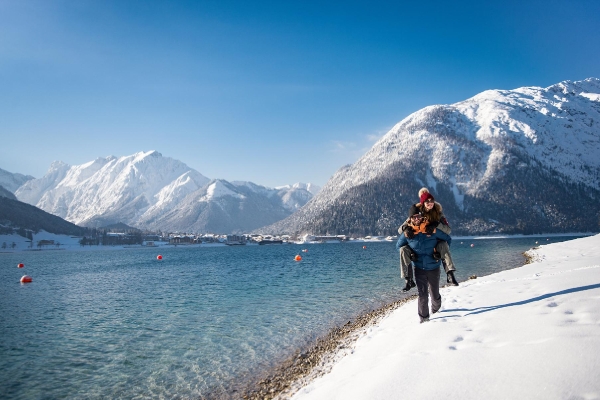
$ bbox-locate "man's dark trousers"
[415,266,441,320]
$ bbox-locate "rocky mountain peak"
[264,78,600,236]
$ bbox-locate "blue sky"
[1,0,599,188]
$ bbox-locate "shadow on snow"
[438,283,600,317]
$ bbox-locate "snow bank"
[0,231,81,251]
[291,234,600,400]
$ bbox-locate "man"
[396,210,452,323]
[399,188,459,287]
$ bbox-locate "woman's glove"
[404,226,416,239]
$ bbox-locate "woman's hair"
[417,202,441,223]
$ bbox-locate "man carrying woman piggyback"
[395,188,457,323]
[398,188,459,290]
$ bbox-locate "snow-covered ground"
[0,231,82,252]
[0,231,173,252]
[291,234,600,400]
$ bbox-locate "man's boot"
[447,271,459,286]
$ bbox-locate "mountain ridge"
[6,78,599,236]
[0,196,87,237]
[12,151,320,233]
[0,167,34,193]
[263,78,600,236]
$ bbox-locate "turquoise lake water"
[0,237,580,399]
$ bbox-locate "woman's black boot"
[402,279,416,292]
[447,271,459,286]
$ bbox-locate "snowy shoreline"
[280,234,600,400]
[241,239,546,399]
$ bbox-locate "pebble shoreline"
[241,294,419,400]
[204,250,532,400]
[240,263,504,400]
[239,249,549,399]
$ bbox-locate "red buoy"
[17,263,24,268]
[157,255,163,260]
[294,255,302,261]
[363,246,367,249]
[20,275,32,283]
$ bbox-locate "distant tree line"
[79,229,144,246]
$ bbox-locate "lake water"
[0,236,580,399]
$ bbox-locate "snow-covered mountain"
[0,167,34,193]
[16,151,210,227]
[264,78,600,236]
[14,151,318,233]
[139,179,299,233]
[139,179,319,233]
[275,182,321,212]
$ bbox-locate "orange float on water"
[294,255,302,261]
[157,255,163,260]
[17,263,24,268]
[363,246,367,249]
[20,275,32,283]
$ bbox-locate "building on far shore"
[226,234,247,245]
[300,234,347,243]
